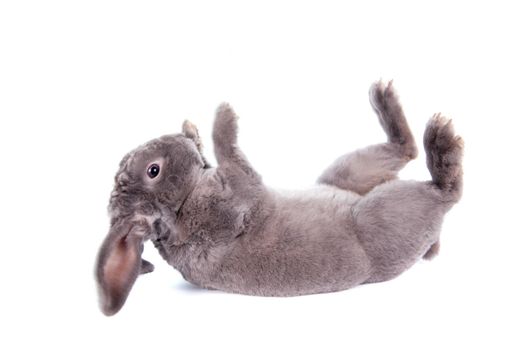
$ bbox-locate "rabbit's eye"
[147,164,160,179]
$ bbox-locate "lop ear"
[95,221,148,316]
[182,120,203,152]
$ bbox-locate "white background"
[1,1,524,349]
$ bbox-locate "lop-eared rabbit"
[96,81,463,316]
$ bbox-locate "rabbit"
[95,81,463,316]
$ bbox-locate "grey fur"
[95,81,463,316]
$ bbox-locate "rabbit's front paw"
[213,103,239,146]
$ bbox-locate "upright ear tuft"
[182,120,203,152]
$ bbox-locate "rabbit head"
[95,120,206,316]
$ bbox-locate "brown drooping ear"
[95,221,147,316]
[182,120,203,152]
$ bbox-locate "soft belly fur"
[211,186,370,296]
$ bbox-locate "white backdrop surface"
[1,1,523,349]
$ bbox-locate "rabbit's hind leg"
[355,115,463,279]
[354,180,447,283]
[421,114,464,260]
[318,81,417,195]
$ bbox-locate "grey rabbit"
[95,81,463,316]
